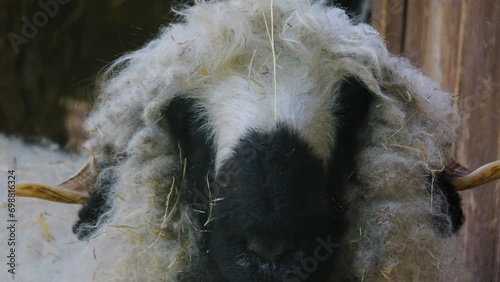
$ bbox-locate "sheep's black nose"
[247,237,294,260]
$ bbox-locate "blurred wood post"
[373,0,500,281]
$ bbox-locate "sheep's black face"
[207,125,341,282]
[168,78,374,281]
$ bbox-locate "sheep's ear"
[432,159,500,236]
[16,155,97,204]
[72,167,116,240]
[430,171,465,235]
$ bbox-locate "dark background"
[0,0,176,149]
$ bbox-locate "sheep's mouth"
[231,254,299,281]
[207,231,340,282]
[235,254,293,277]
[235,242,301,269]
[228,248,334,282]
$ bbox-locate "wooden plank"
[453,1,500,281]
[403,0,462,92]
[371,0,407,54]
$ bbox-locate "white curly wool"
[2,0,469,281]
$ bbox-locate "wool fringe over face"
[70,0,467,281]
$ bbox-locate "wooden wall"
[372,1,500,281]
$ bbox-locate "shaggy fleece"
[3,1,469,281]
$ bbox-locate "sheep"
[4,0,500,281]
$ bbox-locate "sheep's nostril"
[247,237,294,260]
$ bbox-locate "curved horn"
[452,160,500,191]
[16,155,98,204]
[16,182,89,204]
